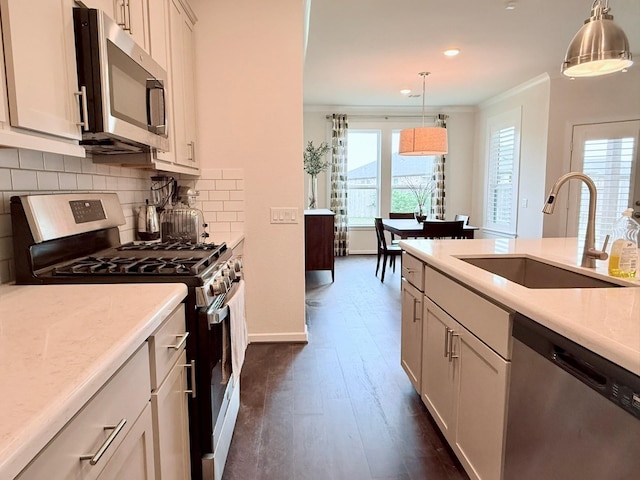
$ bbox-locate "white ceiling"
[303,0,640,107]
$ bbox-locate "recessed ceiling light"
[400,89,412,95]
[505,1,517,10]
[443,48,460,57]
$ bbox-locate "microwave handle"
[146,79,166,135]
[74,86,89,131]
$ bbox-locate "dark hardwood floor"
[223,255,468,480]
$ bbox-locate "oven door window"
[107,40,154,131]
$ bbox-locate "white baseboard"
[347,250,376,255]
[248,324,309,343]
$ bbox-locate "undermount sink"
[458,255,628,289]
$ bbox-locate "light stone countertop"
[399,237,640,376]
[0,282,188,480]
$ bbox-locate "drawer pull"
[183,360,196,398]
[80,418,127,465]
[168,332,189,350]
[444,328,450,358]
[449,332,460,361]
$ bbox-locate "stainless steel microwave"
[73,8,169,154]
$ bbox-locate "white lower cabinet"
[16,346,154,480]
[422,297,509,480]
[148,303,191,480]
[401,262,513,480]
[401,277,423,392]
[151,350,191,480]
[16,304,190,480]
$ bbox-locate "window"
[391,132,435,214]
[484,109,521,234]
[345,119,439,227]
[347,130,380,226]
[569,120,640,247]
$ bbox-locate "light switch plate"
[270,207,299,224]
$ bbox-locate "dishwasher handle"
[552,346,607,390]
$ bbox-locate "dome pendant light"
[561,0,633,77]
[399,72,448,156]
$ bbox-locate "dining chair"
[374,217,403,282]
[454,214,470,225]
[388,212,415,242]
[422,220,466,239]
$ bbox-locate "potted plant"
[303,141,331,209]
[401,176,434,222]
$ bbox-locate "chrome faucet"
[542,172,609,268]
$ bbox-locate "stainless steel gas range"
[10,192,242,480]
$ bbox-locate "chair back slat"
[374,217,389,248]
[389,212,415,219]
[422,220,465,239]
[454,214,470,225]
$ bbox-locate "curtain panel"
[331,114,349,256]
[432,114,448,220]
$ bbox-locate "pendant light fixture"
[399,72,448,156]
[561,0,633,77]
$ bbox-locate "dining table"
[382,218,478,239]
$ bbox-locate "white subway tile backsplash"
[208,190,229,201]
[80,158,97,174]
[223,200,244,212]
[202,200,224,212]
[63,156,83,173]
[195,179,216,190]
[0,169,11,190]
[0,150,19,169]
[0,213,12,237]
[77,174,93,190]
[43,153,65,171]
[37,171,60,190]
[215,179,237,191]
[92,175,107,190]
[229,190,244,201]
[96,163,111,175]
[0,236,13,261]
[106,176,119,190]
[200,168,222,180]
[18,150,44,170]
[216,211,238,222]
[236,179,245,191]
[58,172,78,190]
[11,170,38,190]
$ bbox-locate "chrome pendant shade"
[562,0,633,77]
[399,72,448,156]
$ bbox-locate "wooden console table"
[304,209,335,281]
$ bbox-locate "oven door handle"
[202,293,228,327]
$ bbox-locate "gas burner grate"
[118,241,226,252]
[53,256,211,276]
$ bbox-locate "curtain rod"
[324,114,439,120]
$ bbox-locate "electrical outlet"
[270,207,299,224]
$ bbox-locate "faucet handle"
[601,234,610,253]
[591,235,610,261]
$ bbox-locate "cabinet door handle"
[183,360,196,398]
[449,332,460,361]
[444,327,450,357]
[75,86,89,131]
[167,332,189,350]
[80,418,127,465]
[412,298,421,322]
[188,141,195,162]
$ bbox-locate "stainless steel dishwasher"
[504,313,640,479]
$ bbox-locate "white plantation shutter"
[578,137,635,246]
[568,121,640,247]
[485,108,521,234]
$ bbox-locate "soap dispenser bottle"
[608,208,639,278]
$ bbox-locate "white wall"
[303,107,476,253]
[543,68,640,238]
[473,74,550,239]
[191,0,307,342]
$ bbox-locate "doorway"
[567,120,640,246]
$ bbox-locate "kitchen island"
[399,237,640,480]
[0,282,187,480]
[400,237,640,375]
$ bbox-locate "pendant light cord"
[419,71,430,128]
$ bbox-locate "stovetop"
[46,242,229,280]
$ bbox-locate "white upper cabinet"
[83,0,150,53]
[0,0,85,155]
